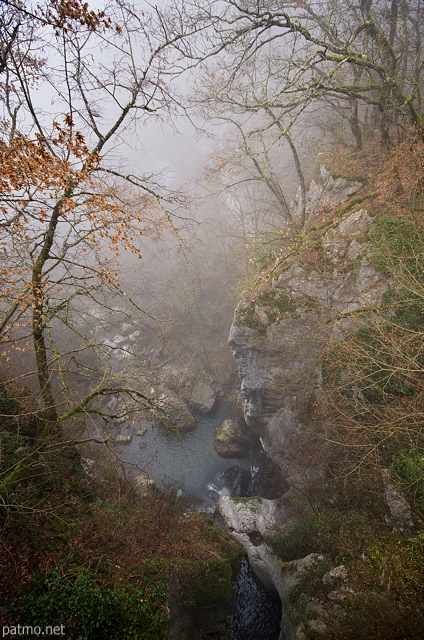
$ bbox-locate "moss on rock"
[191,558,235,608]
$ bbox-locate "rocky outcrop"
[219,495,341,640]
[220,495,291,539]
[189,381,216,414]
[214,418,251,458]
[291,165,362,226]
[219,494,388,640]
[132,472,156,496]
[80,457,95,477]
[219,495,296,592]
[382,469,414,530]
[225,174,396,637]
[229,202,387,489]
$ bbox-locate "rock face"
[220,495,290,539]
[80,458,95,477]
[219,495,362,640]
[225,174,394,639]
[219,495,330,640]
[382,469,414,530]
[214,418,251,458]
[291,166,362,226]
[189,381,216,414]
[219,495,295,591]
[229,204,387,489]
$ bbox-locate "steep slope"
[221,145,424,640]
[229,180,385,488]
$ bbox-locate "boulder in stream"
[154,393,197,433]
[214,418,251,458]
[189,381,216,414]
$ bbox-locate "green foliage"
[321,210,423,494]
[371,214,424,340]
[7,568,167,640]
[355,327,417,401]
[371,215,423,279]
[322,324,418,403]
[234,290,318,333]
[271,514,323,560]
[0,384,40,439]
[285,530,424,640]
[257,291,297,314]
[270,508,373,562]
[392,449,424,513]
[0,431,29,474]
[191,559,234,607]
[325,533,424,640]
[0,392,21,426]
[287,557,332,611]
[38,447,95,501]
[392,449,424,482]
[234,300,267,333]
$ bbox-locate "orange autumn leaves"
[0,118,164,345]
[0,123,95,201]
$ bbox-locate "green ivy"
[7,568,167,639]
[392,450,424,513]
[371,215,423,279]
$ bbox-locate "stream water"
[233,558,282,640]
[83,334,282,636]
[111,398,255,505]
[108,398,283,637]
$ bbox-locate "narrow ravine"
[233,558,282,640]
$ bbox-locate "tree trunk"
[349,100,363,151]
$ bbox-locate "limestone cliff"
[229,198,387,490]
[222,173,395,639]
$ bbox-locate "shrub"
[7,567,167,640]
[371,216,423,280]
[392,449,424,514]
[269,508,373,562]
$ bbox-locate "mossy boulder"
[154,393,197,433]
[214,419,251,459]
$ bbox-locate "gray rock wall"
[229,202,387,490]
[224,175,391,638]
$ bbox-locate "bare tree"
[0,0,211,498]
[193,0,423,150]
